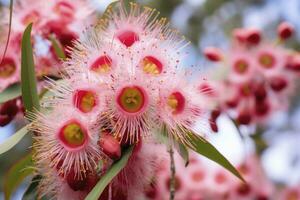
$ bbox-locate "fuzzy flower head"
[30,107,103,179]
[0,0,96,91]
[30,2,212,198]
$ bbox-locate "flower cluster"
[143,153,275,200]
[29,2,210,199]
[0,0,95,126]
[0,0,95,90]
[202,22,300,129]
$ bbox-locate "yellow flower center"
[0,58,16,78]
[117,86,145,113]
[73,90,97,113]
[142,56,162,75]
[259,53,275,68]
[60,121,86,148]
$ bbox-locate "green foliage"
[21,23,40,114]
[183,128,245,182]
[0,84,21,104]
[0,125,29,155]
[85,146,134,200]
[49,35,66,60]
[4,153,34,200]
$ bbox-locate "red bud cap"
[66,170,87,191]
[0,115,12,127]
[246,28,261,45]
[270,76,288,92]
[278,22,294,40]
[209,119,218,133]
[233,28,248,43]
[203,47,223,62]
[287,55,300,72]
[98,132,121,160]
[237,111,252,125]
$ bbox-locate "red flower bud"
[270,76,288,92]
[237,111,252,125]
[0,99,19,117]
[211,109,221,120]
[278,22,294,40]
[66,170,87,191]
[255,101,270,116]
[0,115,12,127]
[246,28,261,45]
[209,119,218,133]
[203,47,223,62]
[233,28,247,43]
[98,133,121,160]
[286,55,300,72]
[253,83,267,102]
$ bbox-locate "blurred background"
[0,0,300,199]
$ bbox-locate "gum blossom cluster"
[0,0,94,91]
[202,22,300,128]
[30,3,209,199]
[0,0,95,126]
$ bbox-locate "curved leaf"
[4,152,34,200]
[22,175,45,200]
[21,23,40,113]
[175,141,189,167]
[0,125,29,155]
[184,129,245,182]
[0,83,21,104]
[49,35,66,60]
[85,146,134,200]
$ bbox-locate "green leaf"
[175,141,189,167]
[22,175,45,200]
[85,146,134,200]
[49,35,66,60]
[4,152,34,200]
[0,83,21,104]
[21,23,40,113]
[183,129,245,182]
[0,125,29,155]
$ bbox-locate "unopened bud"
[237,111,252,125]
[278,22,294,40]
[203,47,223,62]
[270,76,288,92]
[98,133,121,160]
[246,28,261,45]
[233,28,247,43]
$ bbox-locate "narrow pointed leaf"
[175,141,189,166]
[0,83,21,104]
[22,175,45,200]
[49,35,66,60]
[4,152,34,200]
[21,23,40,113]
[85,146,134,200]
[184,129,245,182]
[0,125,29,155]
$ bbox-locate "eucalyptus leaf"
[49,35,66,60]
[0,125,29,155]
[21,23,40,113]
[4,153,34,200]
[85,146,134,200]
[175,141,189,167]
[22,175,45,200]
[183,129,245,182]
[0,84,21,104]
